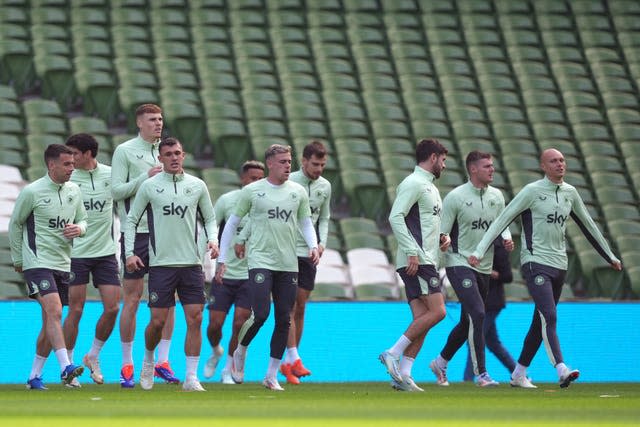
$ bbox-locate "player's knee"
[148,316,166,332]
[187,311,202,329]
[103,303,119,320]
[470,310,485,325]
[232,317,246,332]
[537,306,557,324]
[434,305,447,322]
[273,312,291,332]
[293,303,306,319]
[67,304,84,320]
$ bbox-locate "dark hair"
[135,103,162,117]
[65,133,99,158]
[302,140,327,159]
[158,136,182,153]
[416,138,448,163]
[241,160,265,175]
[465,150,492,174]
[44,144,74,165]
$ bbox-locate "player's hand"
[318,244,325,258]
[490,269,499,280]
[234,243,245,259]
[14,265,22,273]
[148,165,163,178]
[126,255,145,273]
[208,242,219,259]
[214,262,226,284]
[439,234,451,252]
[503,239,515,252]
[468,255,480,267]
[63,223,82,239]
[309,247,320,266]
[406,255,419,276]
[611,260,623,271]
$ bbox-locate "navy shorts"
[208,278,252,313]
[70,255,121,288]
[297,257,317,291]
[120,232,150,279]
[148,265,206,308]
[23,268,72,306]
[397,264,442,301]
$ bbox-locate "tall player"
[112,104,179,387]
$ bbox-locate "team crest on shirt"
[429,277,439,288]
[290,192,298,200]
[462,278,472,288]
[68,195,74,203]
[184,187,193,195]
[104,181,110,188]
[149,292,159,303]
[254,273,265,284]
[535,275,545,286]
[39,280,51,291]
[316,190,324,198]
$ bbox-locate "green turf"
[1,382,639,426]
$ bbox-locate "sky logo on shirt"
[432,205,441,217]
[48,216,70,229]
[84,198,106,212]
[471,218,491,230]
[268,207,292,221]
[546,211,567,225]
[162,202,188,218]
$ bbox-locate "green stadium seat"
[341,169,387,220]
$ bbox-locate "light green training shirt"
[70,162,117,258]
[124,171,217,267]
[389,166,443,269]
[233,178,312,272]
[441,181,511,274]
[111,135,160,233]
[9,174,88,271]
[214,189,249,280]
[472,176,620,270]
[289,170,332,257]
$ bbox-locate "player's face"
[48,153,75,184]
[301,154,327,180]
[137,112,163,142]
[431,154,447,179]
[267,151,292,185]
[472,157,495,186]
[540,149,566,183]
[158,144,185,174]
[240,167,264,186]
[67,146,93,170]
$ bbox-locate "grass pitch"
[1,382,638,426]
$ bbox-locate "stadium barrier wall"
[1,301,638,384]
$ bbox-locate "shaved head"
[540,148,566,183]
